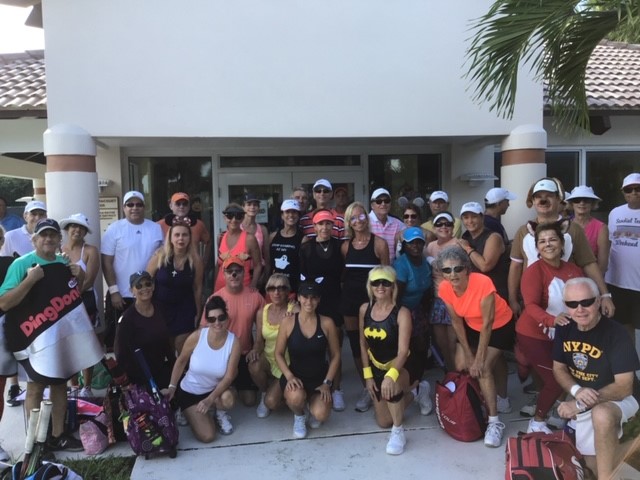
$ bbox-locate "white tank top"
[180,329,235,395]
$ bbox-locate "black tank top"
[462,228,509,301]
[287,313,328,379]
[364,303,399,364]
[343,235,379,290]
[270,229,304,291]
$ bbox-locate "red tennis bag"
[435,371,487,442]
[505,431,587,480]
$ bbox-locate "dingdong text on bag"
[435,371,487,442]
[505,431,587,480]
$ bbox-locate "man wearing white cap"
[298,179,345,239]
[421,191,462,238]
[0,200,47,257]
[101,191,163,348]
[369,188,405,262]
[508,178,614,319]
[605,172,640,341]
[484,187,517,245]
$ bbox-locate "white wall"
[546,116,640,147]
[42,0,542,138]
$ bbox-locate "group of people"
[0,171,639,474]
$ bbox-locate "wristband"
[384,367,400,382]
[468,248,475,255]
[168,384,177,390]
[601,293,612,298]
[570,384,581,397]
[363,367,373,380]
[108,285,120,294]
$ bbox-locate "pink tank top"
[583,218,604,258]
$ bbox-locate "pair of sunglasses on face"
[564,297,597,309]
[224,212,245,220]
[434,222,454,228]
[440,265,465,274]
[206,313,228,323]
[374,198,391,205]
[370,279,393,287]
[266,285,289,292]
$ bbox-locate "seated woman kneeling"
[167,296,241,442]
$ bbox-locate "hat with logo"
[622,173,640,188]
[34,218,60,235]
[313,179,332,191]
[171,192,190,204]
[123,190,145,204]
[25,200,46,213]
[59,213,92,234]
[433,212,454,224]
[532,179,558,194]
[402,227,425,243]
[281,199,301,211]
[298,281,322,297]
[223,256,245,270]
[565,186,601,202]
[243,192,260,203]
[129,270,152,288]
[485,187,517,204]
[429,191,449,203]
[460,202,484,215]
[370,188,391,200]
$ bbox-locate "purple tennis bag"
[120,384,178,459]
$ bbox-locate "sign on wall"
[99,196,120,233]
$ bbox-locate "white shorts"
[575,395,639,456]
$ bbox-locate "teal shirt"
[0,251,67,297]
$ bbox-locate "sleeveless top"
[299,238,344,320]
[154,256,197,335]
[215,230,251,291]
[180,329,235,395]
[270,228,304,292]
[262,303,290,378]
[583,217,605,259]
[74,243,98,317]
[241,222,266,266]
[287,313,328,379]
[364,303,399,366]
[462,228,509,302]
[343,235,379,291]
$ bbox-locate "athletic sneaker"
[527,418,553,434]
[519,395,537,417]
[308,414,322,429]
[416,380,433,415]
[355,388,372,413]
[293,414,307,439]
[6,384,23,407]
[546,403,567,430]
[256,398,270,418]
[497,395,512,414]
[46,433,83,452]
[215,410,234,435]
[484,421,505,448]
[79,386,93,398]
[0,445,9,462]
[175,409,189,427]
[386,426,406,455]
[332,389,345,412]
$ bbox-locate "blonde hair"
[366,265,398,305]
[343,201,368,239]
[154,224,198,270]
[266,273,291,290]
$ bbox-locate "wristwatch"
[323,379,333,387]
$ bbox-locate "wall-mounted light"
[98,178,111,191]
[458,172,498,187]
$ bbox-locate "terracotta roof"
[0,50,46,114]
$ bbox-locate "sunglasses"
[623,186,640,194]
[440,265,465,274]
[403,214,418,219]
[314,188,331,194]
[175,201,189,207]
[224,212,245,220]
[564,297,597,309]
[135,281,154,289]
[374,198,391,205]
[125,202,144,208]
[350,213,367,224]
[266,285,289,292]
[569,198,592,204]
[207,313,228,323]
[370,279,393,287]
[434,222,454,228]
[224,268,244,276]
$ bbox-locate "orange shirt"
[157,218,211,249]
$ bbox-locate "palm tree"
[466,0,640,133]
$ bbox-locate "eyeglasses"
[440,265,465,274]
[403,214,418,219]
[125,202,144,208]
[370,279,393,287]
[224,212,245,220]
[434,222,454,228]
[135,281,154,289]
[350,213,367,224]
[564,297,597,309]
[175,201,189,207]
[224,268,244,276]
[569,198,592,204]
[266,285,289,292]
[314,188,331,194]
[623,186,640,194]
[207,313,228,323]
[374,198,391,205]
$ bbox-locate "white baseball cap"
[280,199,301,211]
[370,188,391,200]
[622,173,640,188]
[460,202,484,215]
[532,179,558,194]
[313,179,332,191]
[485,187,517,204]
[123,190,145,204]
[429,191,449,202]
[25,200,47,213]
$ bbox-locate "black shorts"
[607,284,640,328]
[175,383,212,411]
[279,368,327,398]
[340,284,369,317]
[372,365,404,403]
[463,317,515,351]
[233,356,258,391]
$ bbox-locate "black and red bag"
[505,431,587,480]
[435,371,487,442]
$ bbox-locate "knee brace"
[346,329,361,358]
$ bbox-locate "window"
[546,151,579,190]
[586,151,640,214]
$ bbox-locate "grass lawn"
[62,455,136,480]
